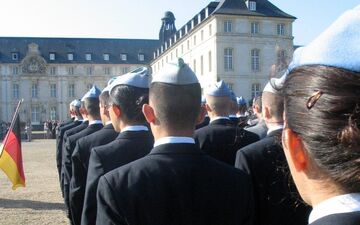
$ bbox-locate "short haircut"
[84,98,100,118]
[253,95,262,112]
[262,92,284,121]
[283,65,360,193]
[110,85,148,124]
[99,91,111,107]
[206,95,230,116]
[150,82,201,130]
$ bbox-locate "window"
[200,55,204,75]
[170,52,173,61]
[104,67,110,75]
[224,48,233,71]
[68,66,74,75]
[224,20,232,33]
[251,22,259,34]
[12,66,19,75]
[122,67,129,74]
[50,107,57,120]
[193,35,197,46]
[277,23,285,36]
[181,44,184,54]
[11,52,19,61]
[209,24,212,36]
[138,54,145,61]
[227,83,234,91]
[68,84,75,97]
[120,54,127,61]
[67,53,74,61]
[201,30,204,41]
[251,49,260,71]
[85,53,92,61]
[176,48,178,57]
[49,53,56,61]
[13,84,19,98]
[31,106,40,123]
[277,50,287,65]
[50,84,57,98]
[103,53,110,61]
[249,1,257,11]
[251,83,261,98]
[193,59,196,74]
[32,83,38,98]
[50,66,56,75]
[86,67,93,75]
[208,51,212,72]
[187,40,190,50]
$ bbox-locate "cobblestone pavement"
[0,139,70,225]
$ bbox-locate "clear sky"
[0,0,359,45]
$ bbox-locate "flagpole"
[0,99,24,156]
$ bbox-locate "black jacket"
[81,130,154,225]
[235,129,310,225]
[96,143,254,225]
[310,212,360,225]
[195,118,259,165]
[69,123,119,225]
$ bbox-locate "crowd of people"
[56,5,360,225]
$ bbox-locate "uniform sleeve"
[81,149,105,225]
[234,148,251,175]
[70,142,87,225]
[63,136,73,221]
[96,176,127,225]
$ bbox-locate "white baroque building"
[0,38,158,125]
[151,0,296,101]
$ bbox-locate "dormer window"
[248,1,257,11]
[49,53,56,61]
[67,53,74,61]
[120,53,127,61]
[138,54,145,61]
[85,53,92,61]
[11,52,19,61]
[103,53,110,61]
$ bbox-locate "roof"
[0,37,160,64]
[213,0,296,19]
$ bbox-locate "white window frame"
[251,49,260,72]
[251,83,261,98]
[249,1,257,11]
[67,53,74,61]
[85,53,92,61]
[251,22,259,34]
[68,84,75,97]
[224,48,233,71]
[138,54,145,61]
[104,67,110,75]
[12,66,19,75]
[31,106,40,123]
[277,23,285,36]
[120,54,127,61]
[68,67,74,75]
[50,66,56,75]
[86,67,93,75]
[49,53,56,61]
[50,84,57,98]
[103,53,110,61]
[11,52,19,61]
[13,83,19,98]
[50,107,57,120]
[224,20,232,33]
[32,83,38,98]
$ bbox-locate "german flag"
[0,108,25,190]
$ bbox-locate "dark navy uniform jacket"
[96,142,254,225]
[81,130,153,225]
[310,212,360,225]
[194,118,259,165]
[62,122,103,220]
[235,129,310,225]
[69,123,119,225]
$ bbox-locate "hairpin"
[306,90,323,109]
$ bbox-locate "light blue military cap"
[288,5,360,73]
[70,99,81,108]
[205,80,231,97]
[151,58,199,85]
[236,96,247,106]
[109,66,150,94]
[102,77,117,93]
[230,91,237,102]
[81,85,101,101]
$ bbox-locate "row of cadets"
[62,85,103,223]
[235,78,311,225]
[81,67,154,225]
[56,99,83,196]
[95,58,254,225]
[194,80,259,165]
[69,79,119,225]
[244,95,268,139]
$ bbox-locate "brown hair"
[283,65,360,193]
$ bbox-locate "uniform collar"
[121,125,149,133]
[210,116,230,123]
[89,120,103,125]
[267,125,284,135]
[154,136,195,148]
[309,193,360,224]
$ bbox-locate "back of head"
[205,80,231,117]
[262,91,283,121]
[84,98,100,118]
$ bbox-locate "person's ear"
[196,106,207,125]
[142,104,156,124]
[283,128,308,172]
[263,105,271,120]
[205,103,212,113]
[111,104,121,118]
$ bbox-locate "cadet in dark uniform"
[96,59,254,225]
[195,80,259,165]
[63,86,103,223]
[281,6,360,225]
[235,82,310,225]
[195,95,209,129]
[69,83,119,225]
[81,67,153,225]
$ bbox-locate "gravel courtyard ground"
[0,139,70,225]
